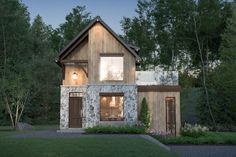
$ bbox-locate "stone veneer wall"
[60,84,138,129]
[60,86,86,129]
[85,84,138,128]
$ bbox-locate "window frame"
[99,53,124,82]
[99,93,124,121]
[165,97,176,136]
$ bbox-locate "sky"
[21,0,138,34]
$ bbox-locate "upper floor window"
[100,56,123,81]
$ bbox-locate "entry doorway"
[69,93,83,128]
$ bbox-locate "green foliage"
[122,0,231,70]
[139,98,150,129]
[153,132,236,145]
[197,3,236,126]
[122,0,234,128]
[121,0,156,70]
[50,6,92,52]
[28,15,60,124]
[0,0,32,127]
[85,125,145,134]
[181,88,201,124]
[0,0,93,125]
[179,72,198,88]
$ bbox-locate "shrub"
[149,128,171,137]
[214,124,236,132]
[139,97,150,129]
[181,123,209,138]
[85,125,145,134]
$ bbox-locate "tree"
[151,0,195,69]
[122,0,230,70]
[139,97,150,129]
[0,2,92,126]
[122,0,231,126]
[50,5,92,53]
[2,64,32,128]
[60,5,91,47]
[29,15,61,123]
[121,0,156,70]
[199,3,236,126]
[189,0,231,126]
[0,0,32,128]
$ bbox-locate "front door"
[69,96,82,128]
[166,97,176,135]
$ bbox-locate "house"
[56,16,181,135]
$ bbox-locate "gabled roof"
[56,16,140,65]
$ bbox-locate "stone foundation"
[60,86,86,129]
[84,84,138,128]
[60,84,138,129]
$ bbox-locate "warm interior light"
[72,72,78,80]
[100,57,123,81]
[109,97,116,107]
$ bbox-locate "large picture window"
[100,94,124,121]
[100,56,123,81]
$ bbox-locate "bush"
[181,123,209,138]
[153,132,236,145]
[214,124,236,132]
[139,97,150,129]
[85,125,145,134]
[149,128,171,137]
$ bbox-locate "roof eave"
[56,16,141,65]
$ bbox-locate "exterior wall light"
[72,72,78,80]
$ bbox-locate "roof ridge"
[56,16,140,65]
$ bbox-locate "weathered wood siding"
[66,38,88,60]
[63,65,88,85]
[138,92,181,135]
[63,38,89,85]
[62,23,136,85]
[88,23,136,84]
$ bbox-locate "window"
[100,56,123,81]
[166,97,176,135]
[100,94,124,121]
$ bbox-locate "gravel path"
[169,145,236,157]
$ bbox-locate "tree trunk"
[1,23,28,129]
[1,23,15,128]
[193,16,216,126]
[4,97,15,128]
[1,23,7,78]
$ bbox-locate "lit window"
[100,56,123,81]
[100,94,124,121]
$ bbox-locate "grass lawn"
[153,132,236,145]
[0,125,59,131]
[0,127,178,157]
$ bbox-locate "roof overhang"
[55,16,140,67]
[138,85,181,92]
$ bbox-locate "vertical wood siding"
[63,23,136,85]
[138,92,181,135]
[88,23,136,84]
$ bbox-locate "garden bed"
[85,125,146,134]
[153,132,236,145]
